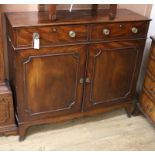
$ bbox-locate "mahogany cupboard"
[5,9,150,140]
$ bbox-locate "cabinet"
[0,10,17,135]
[139,36,155,124]
[5,9,150,140]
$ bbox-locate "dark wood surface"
[6,9,150,140]
[6,9,149,28]
[139,38,155,124]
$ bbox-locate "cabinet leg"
[125,105,132,118]
[19,125,29,141]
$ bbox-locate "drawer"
[150,43,155,57]
[91,22,148,40]
[15,25,88,47]
[140,92,155,122]
[148,54,155,77]
[143,73,155,99]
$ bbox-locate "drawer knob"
[103,29,110,36]
[131,27,138,34]
[69,30,76,38]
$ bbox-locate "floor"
[0,109,155,151]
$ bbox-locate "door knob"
[86,77,91,83]
[79,78,84,84]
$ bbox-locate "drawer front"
[150,43,155,56]
[16,25,88,47]
[143,72,155,99]
[148,54,155,77]
[140,92,155,122]
[91,22,148,40]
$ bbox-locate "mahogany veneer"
[139,36,155,125]
[5,9,150,140]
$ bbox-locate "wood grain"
[139,37,155,124]
[91,21,148,41]
[5,9,149,28]
[18,45,86,121]
[15,25,88,48]
[83,40,144,111]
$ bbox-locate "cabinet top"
[6,9,150,28]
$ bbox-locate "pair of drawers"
[12,21,148,48]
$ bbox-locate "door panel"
[84,41,142,110]
[17,45,86,120]
[25,54,78,114]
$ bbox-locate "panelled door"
[16,45,86,121]
[83,40,144,110]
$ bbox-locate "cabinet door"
[16,45,86,121]
[84,41,144,110]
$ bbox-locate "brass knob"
[103,29,110,36]
[79,78,84,84]
[69,30,76,38]
[131,27,138,34]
